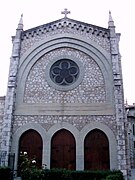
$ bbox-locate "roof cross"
[61,8,70,18]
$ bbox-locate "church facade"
[0,10,132,179]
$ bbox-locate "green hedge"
[21,168,124,180]
[106,174,124,180]
[0,167,11,180]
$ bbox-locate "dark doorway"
[51,129,76,170]
[84,129,110,170]
[18,129,43,170]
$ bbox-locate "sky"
[0,0,134,105]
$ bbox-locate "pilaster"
[0,15,23,166]
[108,11,128,178]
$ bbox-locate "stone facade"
[0,96,5,147]
[0,12,131,179]
[125,105,135,179]
[24,48,106,104]
[20,18,110,56]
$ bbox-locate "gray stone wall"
[126,107,135,169]
[13,115,116,135]
[24,47,106,104]
[0,18,23,165]
[0,96,5,146]
[1,15,128,178]
[20,19,110,57]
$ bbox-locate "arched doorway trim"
[11,123,46,171]
[51,129,76,169]
[80,121,117,170]
[47,122,80,169]
[84,129,110,170]
[18,129,43,170]
[16,33,113,106]
[48,122,79,138]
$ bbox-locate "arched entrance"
[84,129,110,170]
[51,129,76,170]
[18,129,43,170]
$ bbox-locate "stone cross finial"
[61,8,70,18]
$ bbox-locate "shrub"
[20,168,124,180]
[0,167,11,180]
[106,173,124,180]
[21,167,44,180]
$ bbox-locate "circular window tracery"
[50,59,79,86]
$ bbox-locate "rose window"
[50,59,79,86]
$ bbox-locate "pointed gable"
[20,17,110,56]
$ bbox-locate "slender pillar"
[108,11,128,178]
[0,15,23,166]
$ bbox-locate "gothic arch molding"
[45,122,79,169]
[19,33,111,68]
[16,34,113,105]
[48,122,79,137]
[80,121,117,170]
[51,129,76,169]
[11,123,46,171]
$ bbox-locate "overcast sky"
[0,0,134,104]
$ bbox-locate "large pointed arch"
[16,34,112,105]
[11,123,46,171]
[84,129,110,170]
[51,129,76,170]
[80,121,117,170]
[18,129,43,172]
[15,34,114,116]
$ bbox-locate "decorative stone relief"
[20,20,110,56]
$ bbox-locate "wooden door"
[84,129,110,170]
[51,129,76,170]
[18,129,43,169]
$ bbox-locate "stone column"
[0,15,23,166]
[108,11,128,178]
